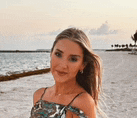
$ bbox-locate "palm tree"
[118,45,121,48]
[122,44,125,49]
[131,30,137,46]
[129,43,133,48]
[125,44,128,49]
[111,45,113,49]
[114,44,118,49]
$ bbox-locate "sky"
[0,0,137,50]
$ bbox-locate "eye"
[55,52,62,58]
[70,57,78,62]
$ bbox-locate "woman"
[30,28,102,118]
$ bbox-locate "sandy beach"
[0,51,137,118]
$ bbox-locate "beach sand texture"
[0,51,137,118]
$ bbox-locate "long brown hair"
[51,28,102,108]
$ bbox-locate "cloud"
[47,25,79,36]
[89,21,118,35]
[47,25,90,36]
[48,29,62,36]
[47,22,118,37]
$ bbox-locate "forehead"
[54,39,83,55]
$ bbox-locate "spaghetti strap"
[67,92,84,106]
[40,88,47,100]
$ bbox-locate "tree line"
[111,30,137,49]
[111,43,137,49]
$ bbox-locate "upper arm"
[84,95,96,118]
[33,88,45,105]
[72,93,96,118]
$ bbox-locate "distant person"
[30,28,103,118]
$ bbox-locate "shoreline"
[105,48,132,51]
[0,50,51,53]
[0,68,50,82]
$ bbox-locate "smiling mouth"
[56,70,68,76]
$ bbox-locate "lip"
[56,70,68,76]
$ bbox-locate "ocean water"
[0,52,50,76]
[0,50,131,77]
[0,51,103,76]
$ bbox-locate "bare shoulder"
[33,88,45,105]
[73,92,96,118]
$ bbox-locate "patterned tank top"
[30,88,87,118]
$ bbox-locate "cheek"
[50,55,61,73]
[70,64,81,74]
[50,55,57,70]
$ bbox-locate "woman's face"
[50,39,85,83]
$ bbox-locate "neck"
[54,80,78,96]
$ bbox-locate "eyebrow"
[56,49,81,58]
[56,49,63,53]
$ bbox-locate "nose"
[59,58,68,69]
